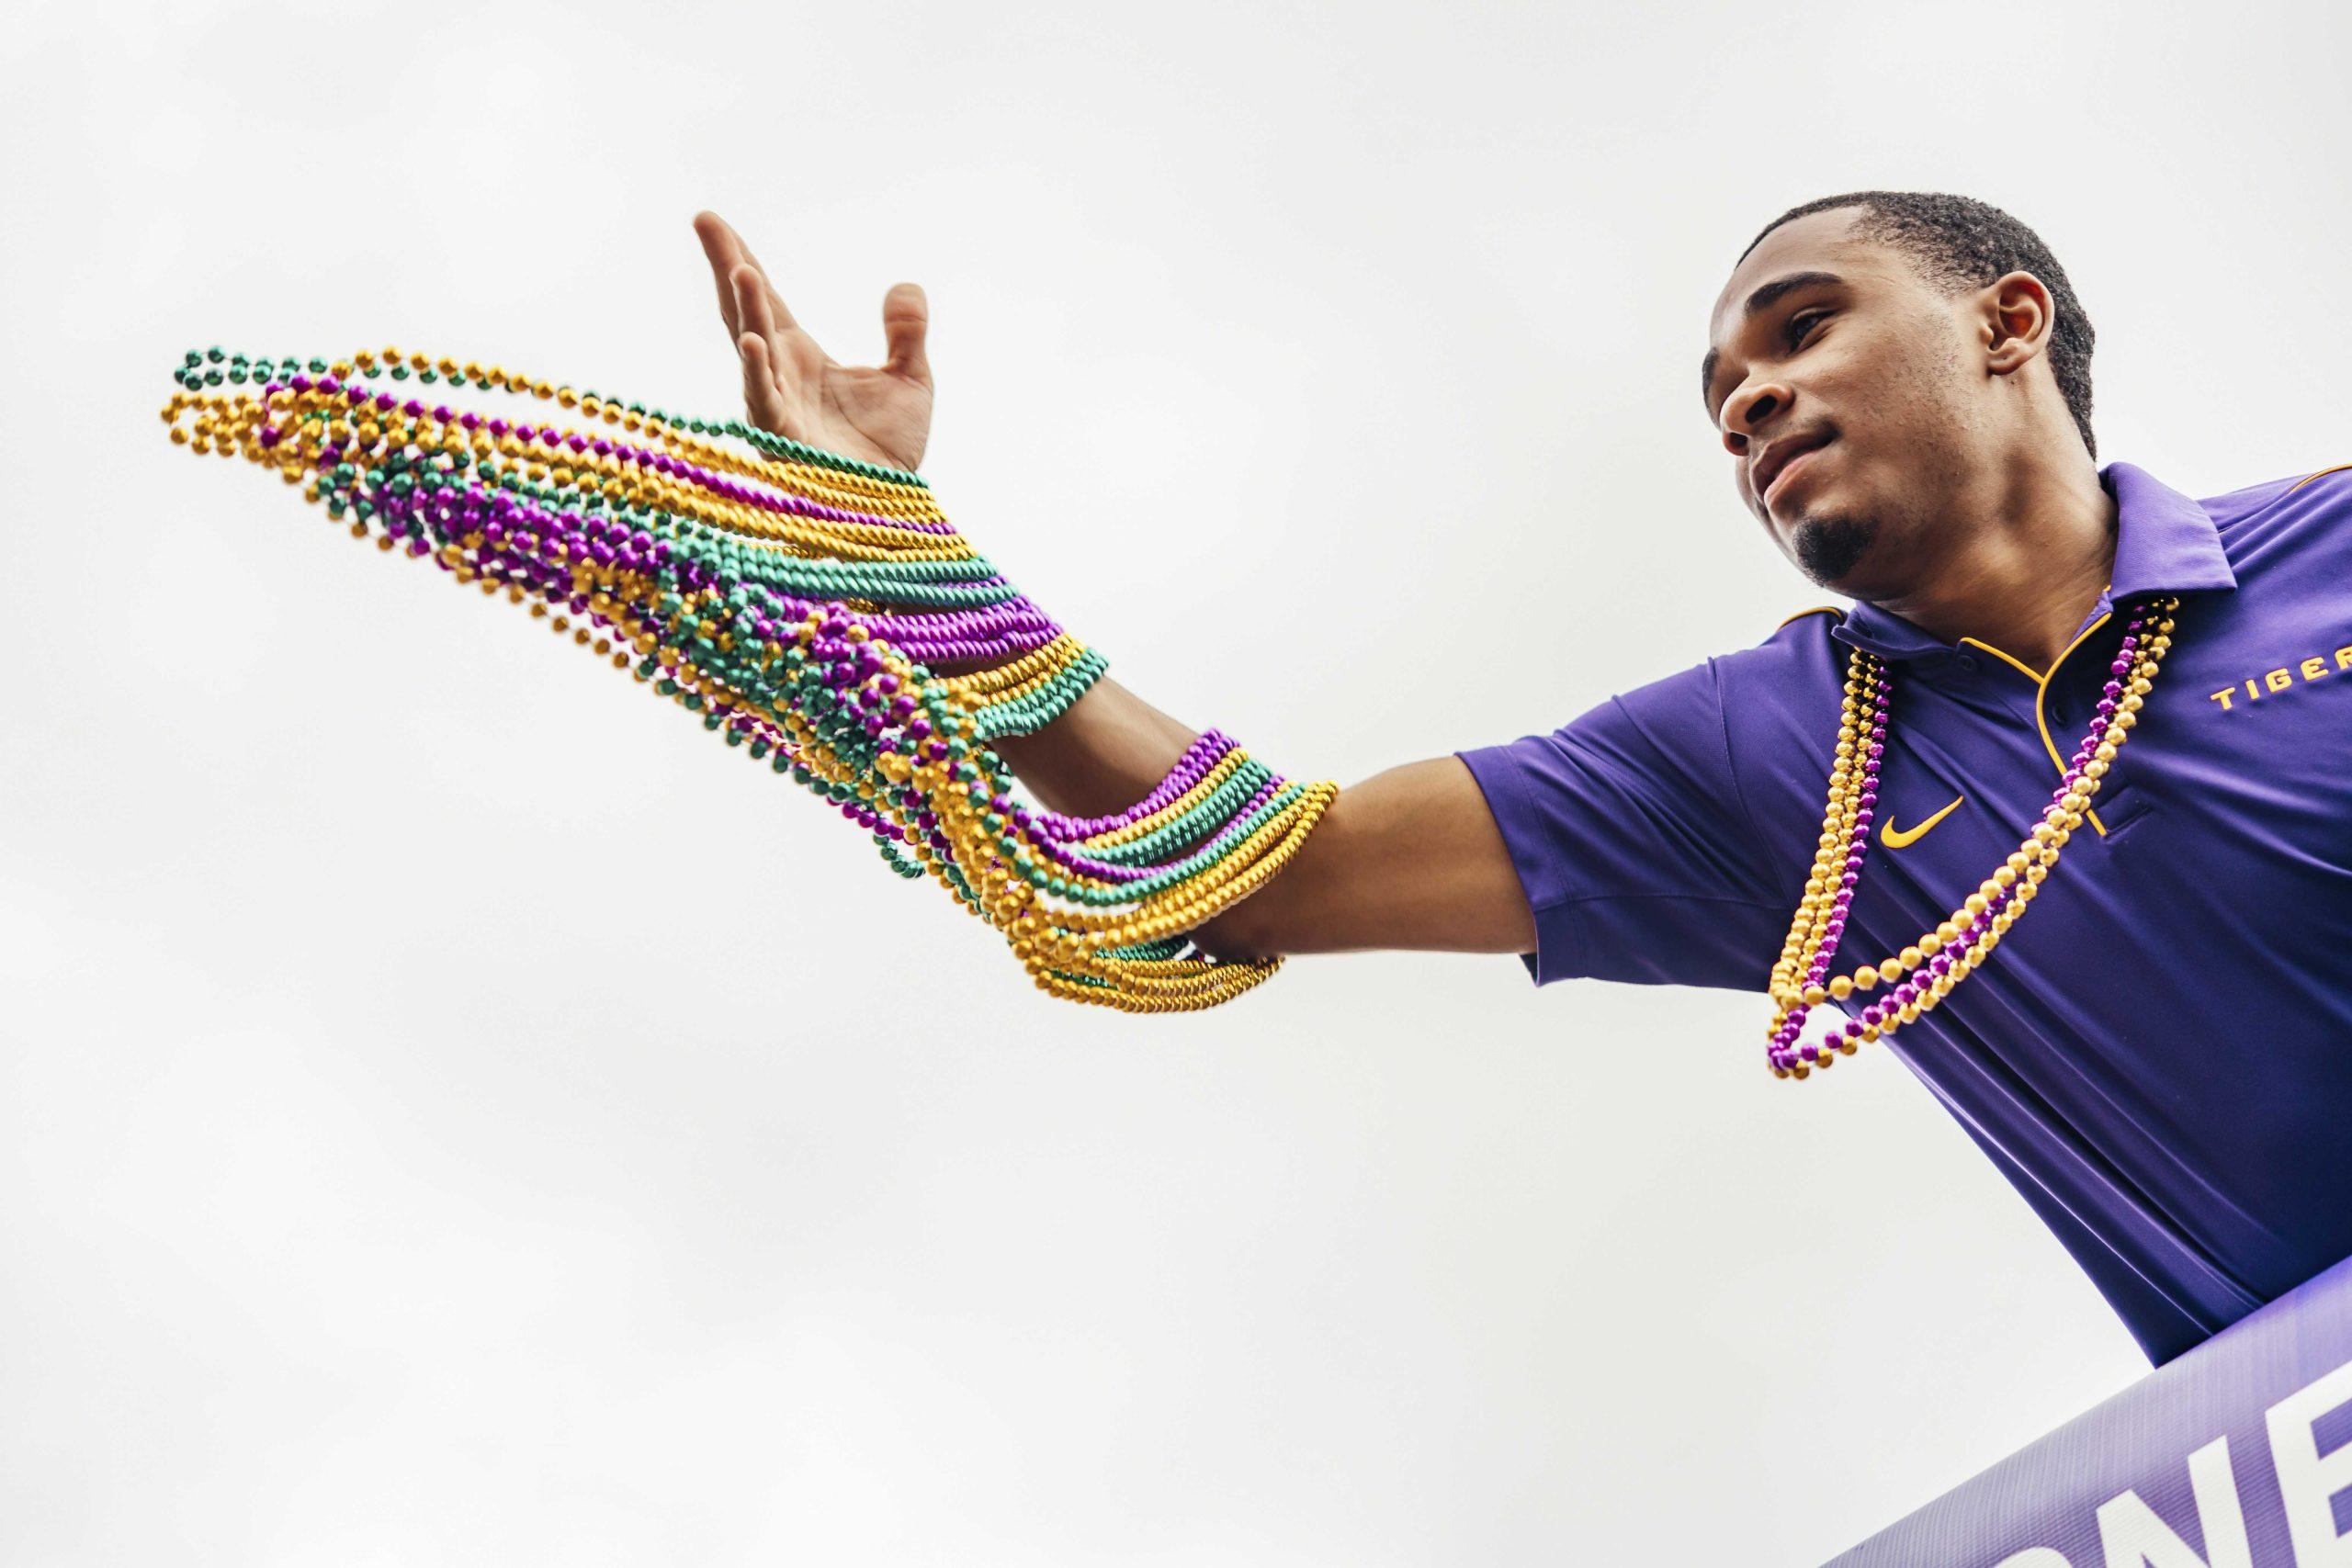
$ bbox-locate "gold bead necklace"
[1763,596,2180,1079]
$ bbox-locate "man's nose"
[1719,379,1789,456]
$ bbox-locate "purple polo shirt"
[1456,460,2352,1365]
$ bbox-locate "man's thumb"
[882,282,931,385]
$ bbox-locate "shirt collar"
[1832,459,2238,665]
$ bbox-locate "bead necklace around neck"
[1763,595,2180,1079]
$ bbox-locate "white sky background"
[4,1,2346,1562]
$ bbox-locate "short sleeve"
[1454,657,1788,991]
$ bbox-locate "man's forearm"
[932,667,1272,957]
[915,658,1533,965]
[980,672,1204,822]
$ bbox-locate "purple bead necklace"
[1762,595,2181,1080]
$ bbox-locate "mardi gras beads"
[160,344,1337,1012]
[1761,595,2180,1078]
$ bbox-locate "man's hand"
[692,209,934,471]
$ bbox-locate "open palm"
[692,209,934,472]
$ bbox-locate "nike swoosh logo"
[1881,794,1965,850]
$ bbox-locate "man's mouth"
[1761,434,1835,513]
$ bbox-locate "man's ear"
[1981,270,2055,376]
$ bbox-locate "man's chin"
[1790,513,1881,590]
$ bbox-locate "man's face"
[1702,208,1990,597]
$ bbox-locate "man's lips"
[1762,436,1834,512]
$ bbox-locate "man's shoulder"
[2203,461,2352,531]
[1632,604,1853,694]
[1548,608,1849,756]
[1726,602,1854,675]
[1767,603,1849,637]
[1603,604,1848,732]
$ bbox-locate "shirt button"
[1956,654,1980,672]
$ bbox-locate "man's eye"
[1785,310,1827,347]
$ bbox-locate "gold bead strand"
[1786,596,2179,1071]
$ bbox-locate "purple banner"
[1831,1252,2352,1567]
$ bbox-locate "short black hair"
[1738,190,2097,459]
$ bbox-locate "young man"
[691,192,2352,1367]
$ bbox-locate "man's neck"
[1867,455,2119,675]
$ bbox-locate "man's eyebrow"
[1700,269,1847,415]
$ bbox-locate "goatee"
[1792,512,1881,589]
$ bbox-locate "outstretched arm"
[987,681,1534,964]
[691,209,1536,969]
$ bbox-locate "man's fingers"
[719,220,801,332]
[738,332,792,434]
[693,210,745,337]
[881,282,932,388]
[731,265,807,389]
[732,265,779,344]
[733,263,808,362]
[695,210,801,338]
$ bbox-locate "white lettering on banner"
[2266,1357,2352,1566]
[2096,1436,2254,1567]
[1972,1356,2352,1568]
